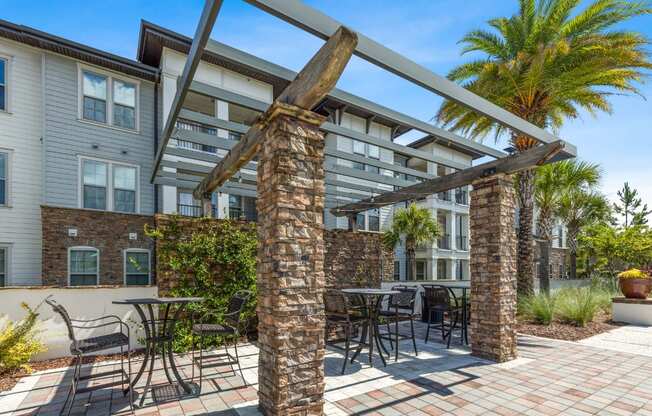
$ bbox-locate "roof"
[0,19,158,81]
[137,20,412,137]
[408,134,486,160]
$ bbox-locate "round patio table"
[341,288,400,367]
[113,297,204,407]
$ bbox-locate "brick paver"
[3,323,652,415]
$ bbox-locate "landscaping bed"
[0,351,142,393]
[516,310,624,341]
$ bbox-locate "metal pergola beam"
[244,0,577,158]
[150,0,223,183]
[330,141,567,216]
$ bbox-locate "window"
[82,160,107,210]
[229,194,242,219]
[353,140,365,155]
[352,161,365,171]
[366,164,380,175]
[183,91,216,117]
[113,165,136,213]
[437,259,448,280]
[0,152,7,206]
[393,261,400,281]
[79,67,139,130]
[368,209,380,232]
[416,261,426,280]
[80,158,139,212]
[356,212,366,230]
[368,144,380,159]
[0,57,6,112]
[113,80,136,129]
[69,247,99,286]
[125,250,150,286]
[82,71,107,123]
[0,246,7,286]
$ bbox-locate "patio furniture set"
[44,291,251,415]
[326,284,470,374]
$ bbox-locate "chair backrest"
[224,290,251,327]
[422,285,457,309]
[388,286,417,312]
[45,297,76,342]
[324,290,348,316]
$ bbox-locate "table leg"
[372,296,387,367]
[166,303,196,395]
[125,305,150,395]
[160,304,174,384]
[139,305,159,407]
[463,290,469,345]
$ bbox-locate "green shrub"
[0,303,46,373]
[518,293,558,325]
[145,217,257,352]
[557,287,607,327]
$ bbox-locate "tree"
[535,160,601,291]
[383,203,441,281]
[614,182,651,228]
[558,190,611,279]
[436,0,651,297]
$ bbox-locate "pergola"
[152,1,576,415]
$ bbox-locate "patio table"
[113,297,204,407]
[422,284,469,345]
[341,288,400,367]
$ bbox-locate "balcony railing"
[438,234,451,250]
[455,189,469,205]
[177,204,217,218]
[229,207,258,222]
[456,235,468,251]
[437,191,451,201]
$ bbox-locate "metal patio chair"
[421,285,463,348]
[378,285,419,361]
[45,297,133,416]
[324,290,368,374]
[191,290,251,390]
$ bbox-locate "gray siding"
[43,54,156,214]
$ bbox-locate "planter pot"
[619,277,652,299]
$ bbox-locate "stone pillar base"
[256,103,326,416]
[469,174,518,362]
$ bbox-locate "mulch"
[516,310,625,341]
[0,351,143,393]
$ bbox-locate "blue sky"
[3,0,651,205]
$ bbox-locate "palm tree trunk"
[538,213,554,296]
[406,246,416,281]
[517,169,536,297]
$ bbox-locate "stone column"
[256,102,326,416]
[469,174,517,362]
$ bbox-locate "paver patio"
[3,322,652,416]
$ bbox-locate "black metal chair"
[378,286,418,361]
[191,290,251,389]
[324,290,368,374]
[45,297,133,416]
[421,285,463,348]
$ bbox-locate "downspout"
[153,74,159,214]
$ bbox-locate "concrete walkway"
[579,325,652,357]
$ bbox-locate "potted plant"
[618,269,652,299]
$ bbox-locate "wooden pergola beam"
[330,141,566,216]
[193,25,358,199]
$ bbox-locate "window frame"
[68,246,100,286]
[77,64,140,133]
[78,156,140,213]
[0,149,10,207]
[123,249,151,286]
[0,54,8,113]
[393,261,400,281]
[416,260,427,280]
[0,244,10,287]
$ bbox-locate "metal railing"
[177,204,217,218]
[228,207,258,222]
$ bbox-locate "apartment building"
[0,19,500,287]
[0,20,158,287]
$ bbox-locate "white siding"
[0,39,43,285]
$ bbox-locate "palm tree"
[535,160,601,291]
[384,203,441,281]
[437,0,651,296]
[558,190,611,279]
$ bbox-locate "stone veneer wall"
[42,206,155,286]
[255,107,327,416]
[469,174,518,362]
[324,229,394,290]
